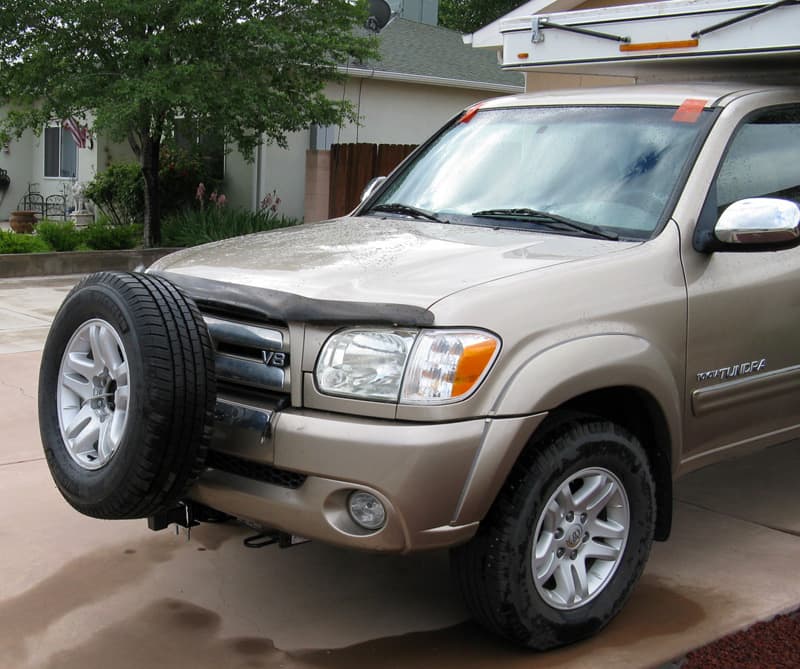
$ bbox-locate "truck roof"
[479,82,799,110]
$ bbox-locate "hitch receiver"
[147,502,199,532]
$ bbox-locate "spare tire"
[38,271,216,519]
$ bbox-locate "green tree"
[439,0,523,34]
[0,0,376,246]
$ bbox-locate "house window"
[44,126,78,178]
[174,118,225,180]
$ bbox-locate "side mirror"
[360,176,386,204]
[715,197,800,246]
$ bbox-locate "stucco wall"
[224,145,254,217]
[97,136,136,172]
[0,128,34,221]
[256,132,308,221]
[329,78,499,144]
[524,71,635,92]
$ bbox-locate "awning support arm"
[692,0,798,38]
[532,17,630,44]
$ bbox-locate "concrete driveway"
[2,274,800,669]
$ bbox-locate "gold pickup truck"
[38,82,800,649]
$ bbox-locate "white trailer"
[500,0,800,81]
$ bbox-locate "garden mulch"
[670,608,800,668]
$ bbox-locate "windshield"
[369,106,714,239]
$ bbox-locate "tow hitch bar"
[147,501,231,539]
[148,502,308,548]
[147,501,198,533]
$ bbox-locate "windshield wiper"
[368,203,449,224]
[472,208,618,241]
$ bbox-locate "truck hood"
[150,217,638,309]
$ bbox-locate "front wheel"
[452,417,655,649]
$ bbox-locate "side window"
[716,106,800,213]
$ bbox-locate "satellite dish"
[366,0,392,32]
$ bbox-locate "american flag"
[62,116,89,149]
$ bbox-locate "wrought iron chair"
[45,193,68,220]
[17,184,45,218]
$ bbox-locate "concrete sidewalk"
[1,275,799,669]
[0,275,76,354]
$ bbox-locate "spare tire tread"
[130,272,215,516]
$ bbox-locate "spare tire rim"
[56,318,131,470]
[531,467,630,611]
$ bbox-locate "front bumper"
[188,396,545,553]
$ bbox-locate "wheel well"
[554,387,673,541]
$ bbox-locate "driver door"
[682,104,800,462]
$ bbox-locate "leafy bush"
[35,220,83,252]
[84,162,144,227]
[83,218,143,250]
[0,230,50,253]
[85,145,221,228]
[2,218,143,253]
[161,205,298,247]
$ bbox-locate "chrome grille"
[203,314,290,394]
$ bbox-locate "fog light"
[348,491,386,531]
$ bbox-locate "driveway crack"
[679,499,800,538]
[0,457,45,468]
[0,375,36,402]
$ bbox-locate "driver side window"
[716,106,800,214]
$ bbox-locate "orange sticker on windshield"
[672,99,707,123]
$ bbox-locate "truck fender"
[454,334,682,528]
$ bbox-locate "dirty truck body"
[39,78,800,649]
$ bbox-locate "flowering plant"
[195,182,227,209]
[259,189,281,217]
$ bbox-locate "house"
[0,0,523,224]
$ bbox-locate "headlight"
[315,329,417,401]
[315,328,499,404]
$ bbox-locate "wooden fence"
[329,143,417,218]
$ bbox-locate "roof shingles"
[349,18,523,90]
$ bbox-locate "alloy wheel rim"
[531,467,630,610]
[56,318,131,470]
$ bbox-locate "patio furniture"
[18,184,45,219]
[45,193,68,220]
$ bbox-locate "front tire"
[452,417,655,649]
[38,271,216,519]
